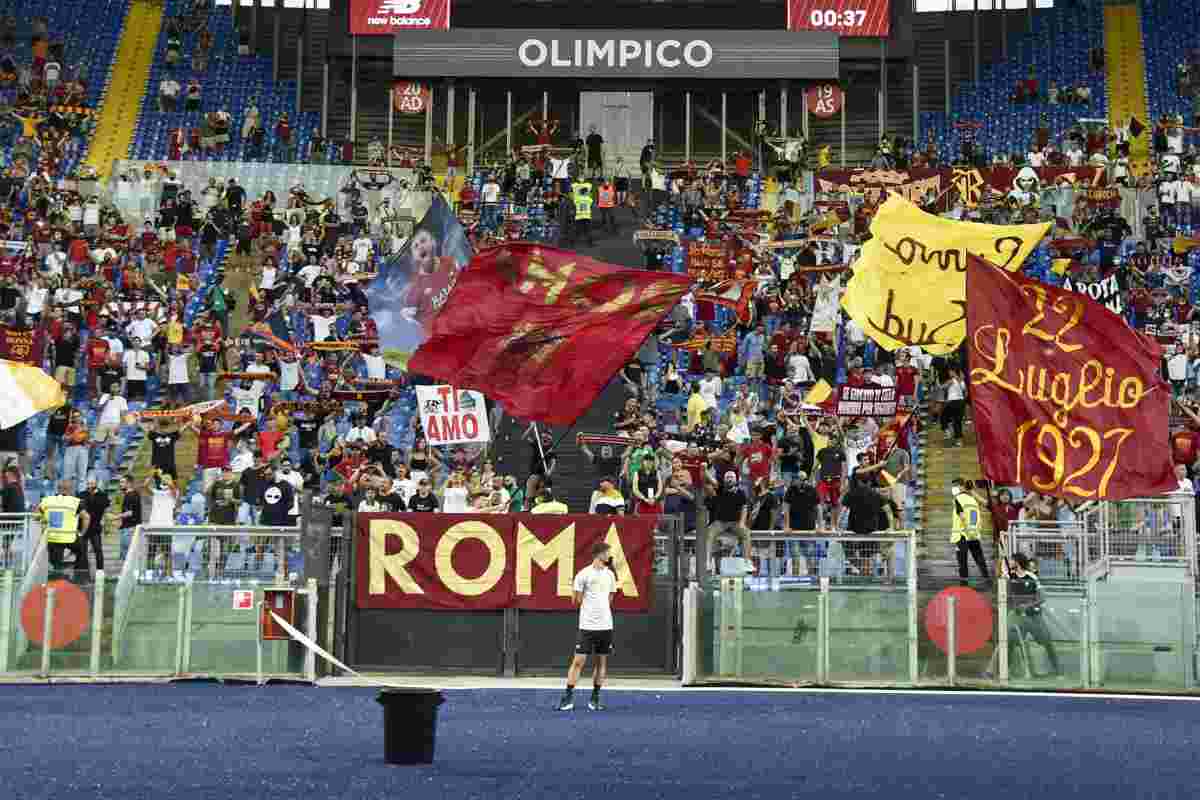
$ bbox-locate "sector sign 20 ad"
[788,0,890,37]
[350,0,451,34]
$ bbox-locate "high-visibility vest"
[950,492,982,543]
[573,191,593,220]
[40,494,81,545]
[531,500,569,515]
[598,185,615,208]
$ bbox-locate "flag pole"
[532,421,550,477]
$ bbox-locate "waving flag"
[694,279,759,325]
[966,254,1174,501]
[408,244,692,425]
[0,360,64,429]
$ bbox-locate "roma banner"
[1062,270,1125,315]
[840,194,1050,355]
[0,324,46,365]
[415,384,491,445]
[407,243,691,425]
[356,513,657,611]
[965,254,1175,501]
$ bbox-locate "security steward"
[597,179,618,234]
[571,181,596,248]
[1009,552,1063,677]
[950,478,990,585]
[531,488,569,514]
[38,479,91,577]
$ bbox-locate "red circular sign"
[806,84,844,119]
[923,586,993,656]
[393,82,430,115]
[21,580,91,649]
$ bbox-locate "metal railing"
[0,514,36,574]
[683,529,917,585]
[1092,493,1196,572]
[1007,521,1089,582]
[130,525,303,584]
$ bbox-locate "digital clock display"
[787,0,891,37]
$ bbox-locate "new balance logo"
[379,0,421,13]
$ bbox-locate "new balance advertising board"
[393,29,838,80]
[351,0,451,35]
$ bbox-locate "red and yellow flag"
[965,254,1175,501]
[408,244,692,425]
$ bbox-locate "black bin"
[377,688,446,765]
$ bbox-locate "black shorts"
[575,629,614,656]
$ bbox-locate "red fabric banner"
[356,513,658,611]
[407,243,692,425]
[348,0,451,35]
[0,324,45,365]
[965,254,1175,501]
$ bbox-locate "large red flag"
[407,244,692,425]
[965,254,1175,501]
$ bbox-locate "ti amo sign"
[357,514,658,611]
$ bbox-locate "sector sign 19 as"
[788,0,890,37]
[350,0,451,34]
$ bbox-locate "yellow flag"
[840,195,1050,355]
[804,379,833,405]
[1051,258,1073,276]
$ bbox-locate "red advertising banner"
[0,325,45,365]
[788,0,891,37]
[965,254,1176,501]
[392,82,431,114]
[349,0,451,35]
[357,514,658,611]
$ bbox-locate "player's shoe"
[557,694,574,711]
[588,697,605,711]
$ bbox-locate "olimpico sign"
[394,29,839,80]
[517,37,714,70]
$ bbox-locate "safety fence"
[0,514,38,575]
[684,570,1200,691]
[0,526,319,681]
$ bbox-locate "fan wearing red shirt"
[189,417,235,491]
[1173,403,1200,465]
[84,335,110,395]
[678,447,709,490]
[257,417,289,462]
[894,351,920,407]
[741,431,776,485]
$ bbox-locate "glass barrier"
[693,568,1200,692]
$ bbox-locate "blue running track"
[2,685,1199,799]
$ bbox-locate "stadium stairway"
[916,407,997,586]
[1103,3,1151,162]
[84,0,163,176]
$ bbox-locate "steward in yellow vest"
[950,479,990,585]
[38,480,91,572]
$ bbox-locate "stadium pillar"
[542,90,549,123]
[272,9,280,83]
[321,61,328,137]
[350,36,358,146]
[879,40,886,136]
[912,64,919,144]
[944,40,951,115]
[720,91,727,163]
[447,80,456,151]
[387,90,394,166]
[840,95,846,168]
[296,10,304,113]
[251,0,258,56]
[973,0,980,84]
[780,83,788,138]
[425,88,434,165]
[468,87,477,174]
[1027,0,1033,33]
[505,91,513,155]
[878,88,884,143]
[757,90,767,171]
[685,91,692,163]
[1001,0,1008,61]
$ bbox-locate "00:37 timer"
[809,9,869,27]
